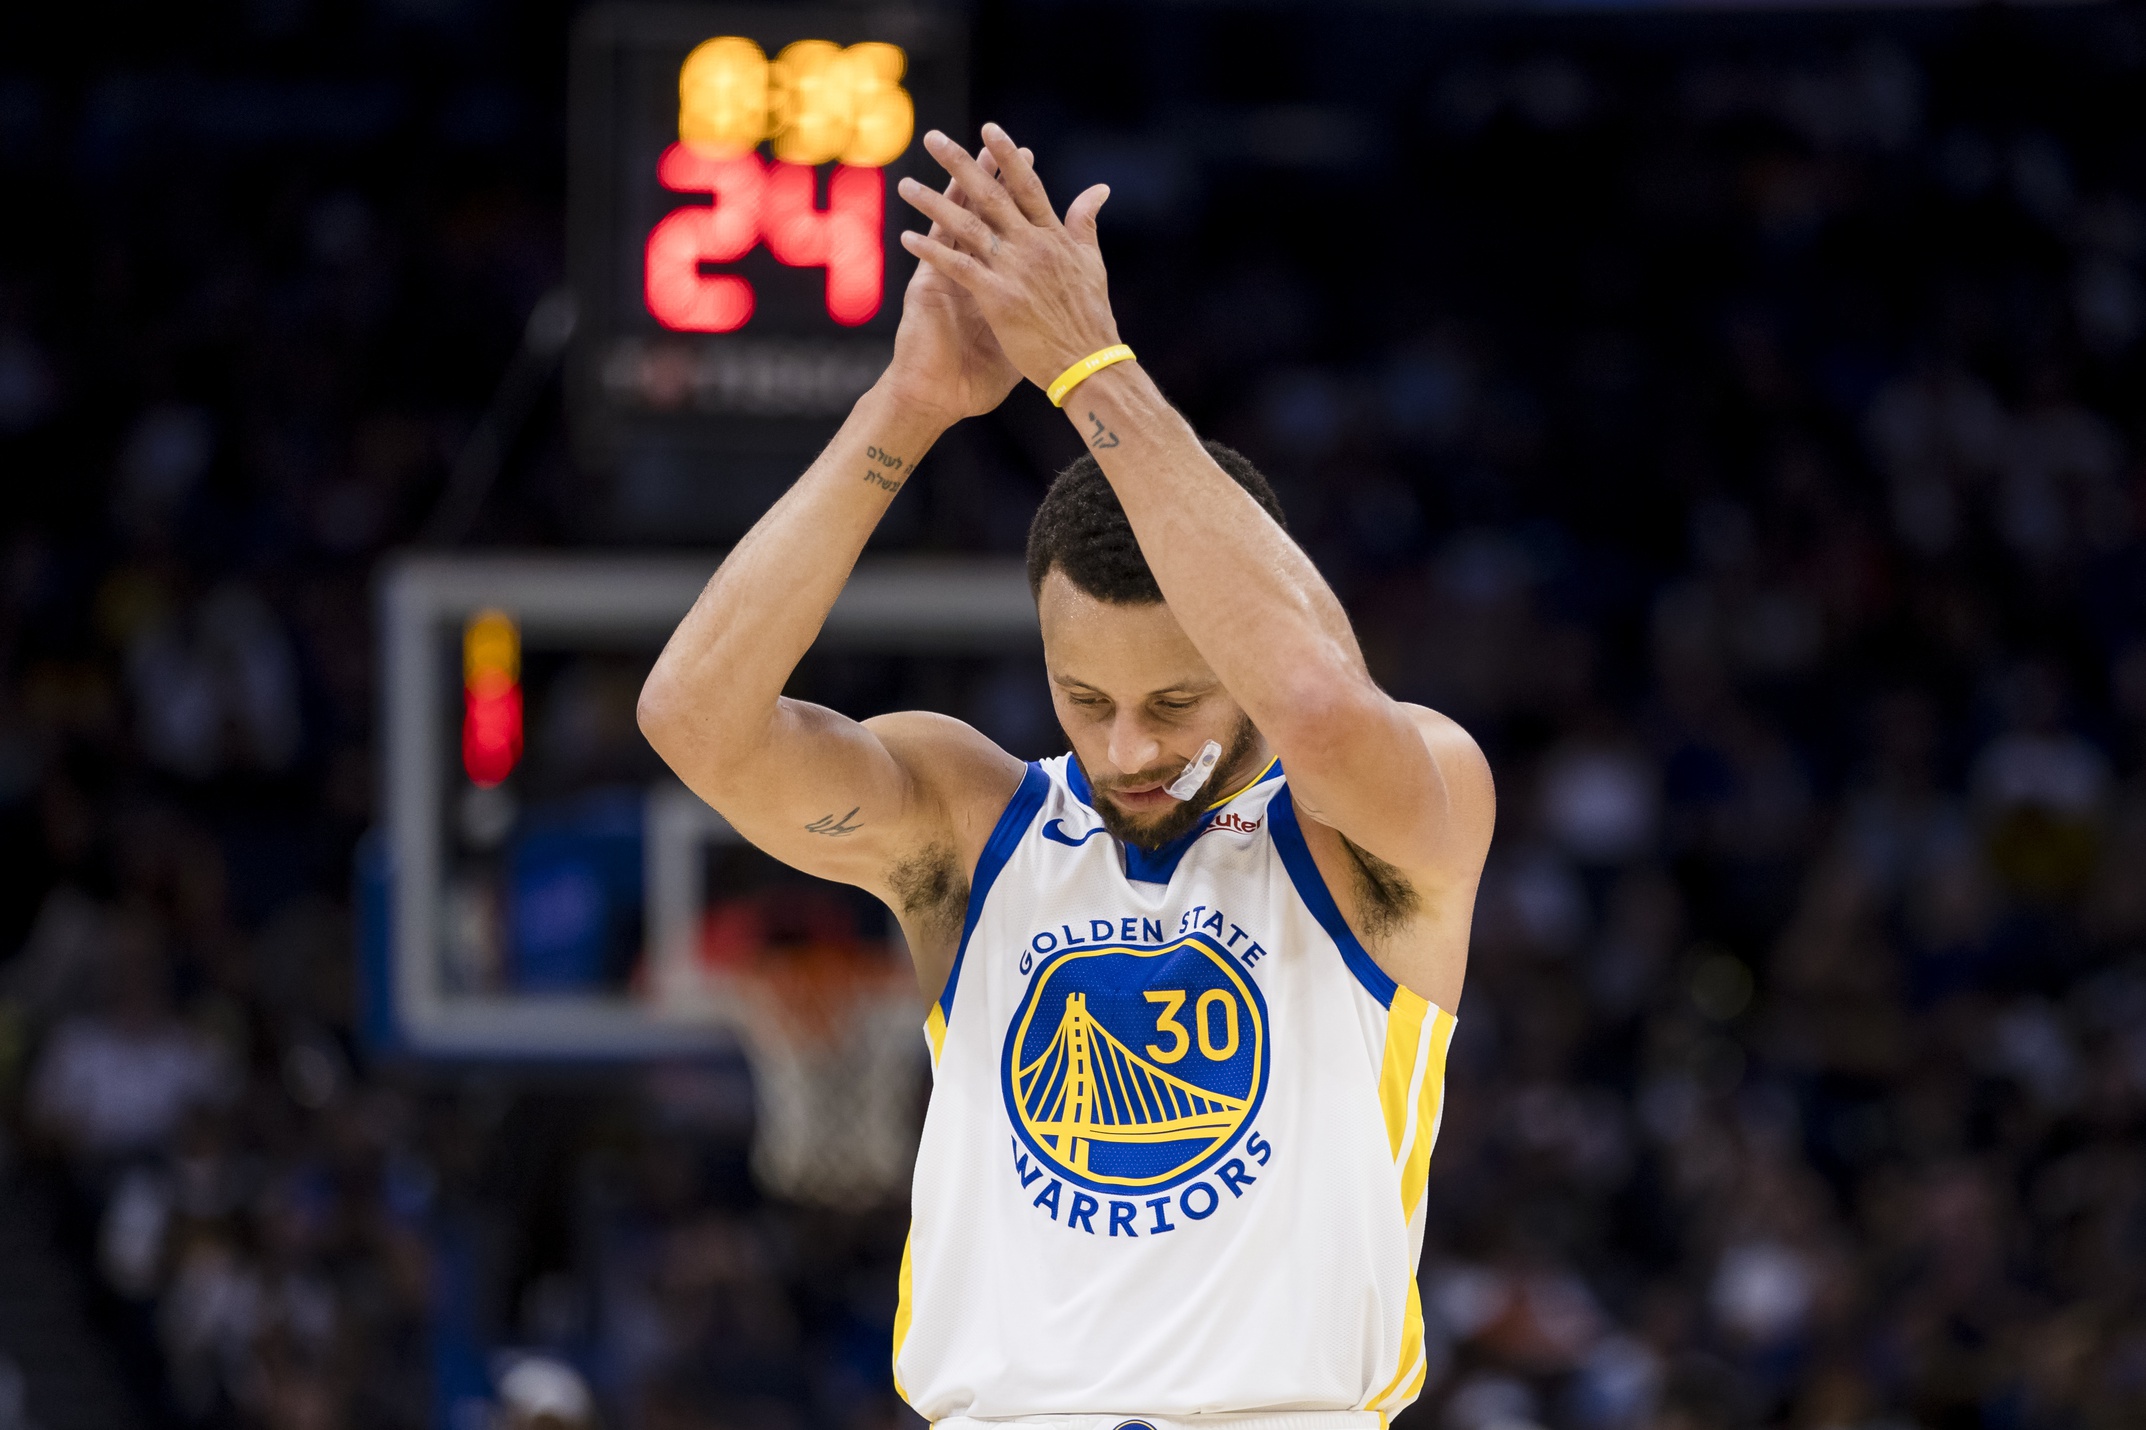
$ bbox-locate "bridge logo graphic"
[1002,936,1268,1193]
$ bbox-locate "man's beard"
[1074,715,1262,851]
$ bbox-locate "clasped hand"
[896,124,1121,395]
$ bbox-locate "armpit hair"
[887,843,967,943]
[1341,836,1422,943]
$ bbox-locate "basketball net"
[680,892,926,1210]
[736,943,925,1210]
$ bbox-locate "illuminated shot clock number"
[645,38,914,332]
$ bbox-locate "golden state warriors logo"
[1002,936,1268,1193]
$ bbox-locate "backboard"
[361,551,1039,1060]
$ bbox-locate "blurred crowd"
[4,4,2146,1430]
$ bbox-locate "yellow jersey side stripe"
[1376,987,1431,1158]
[1397,1008,1458,1225]
[1369,997,1456,1413]
[1390,1004,1437,1173]
[924,1004,947,1065]
[891,1230,917,1403]
[1395,1351,1431,1408]
[1368,1268,1427,1410]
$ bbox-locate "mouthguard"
[1164,740,1223,801]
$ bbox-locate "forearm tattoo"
[1084,411,1120,450]
[863,444,907,493]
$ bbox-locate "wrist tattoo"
[805,807,864,837]
[1084,411,1120,450]
[863,444,908,493]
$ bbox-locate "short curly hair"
[1026,440,1287,603]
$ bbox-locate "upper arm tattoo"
[1341,835,1422,943]
[805,807,864,837]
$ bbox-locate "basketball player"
[638,125,1495,1425]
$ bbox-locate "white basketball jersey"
[894,755,1458,1422]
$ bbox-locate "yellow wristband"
[1046,344,1136,407]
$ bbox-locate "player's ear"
[1065,184,1111,246]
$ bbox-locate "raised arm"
[897,126,1494,999]
[638,156,1028,982]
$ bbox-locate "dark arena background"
[4,1,2146,1428]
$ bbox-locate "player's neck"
[1208,732,1276,806]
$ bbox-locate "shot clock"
[566,6,965,536]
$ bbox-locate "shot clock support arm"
[422,288,578,546]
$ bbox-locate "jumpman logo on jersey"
[1042,818,1108,847]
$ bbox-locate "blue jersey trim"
[1063,752,1202,884]
[1067,754,1287,886]
[1268,784,1399,1008]
[1122,839,1194,885]
[940,761,1052,1022]
[1065,752,1094,808]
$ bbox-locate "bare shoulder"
[861,710,1028,840]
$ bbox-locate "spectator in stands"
[27,910,232,1171]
